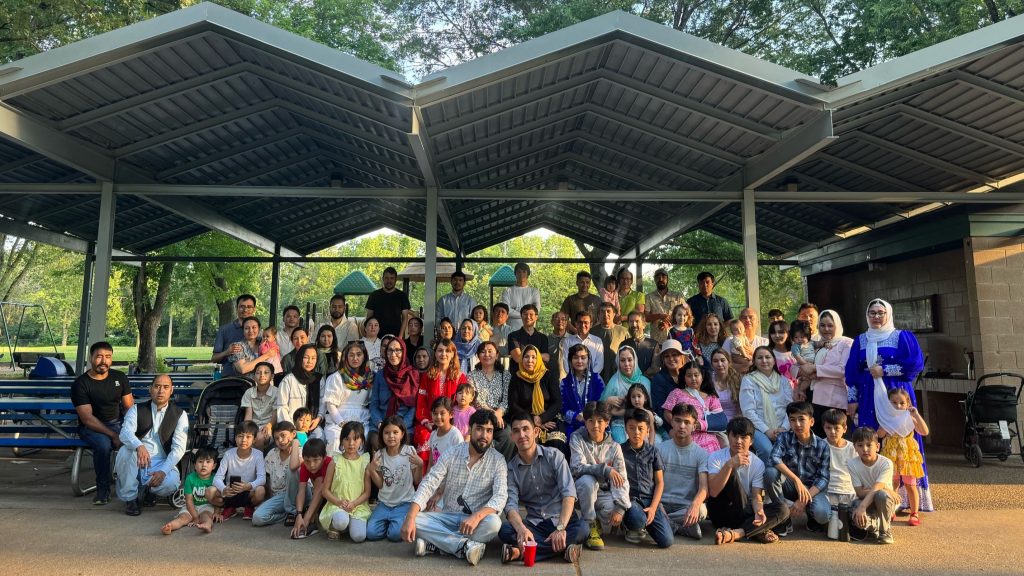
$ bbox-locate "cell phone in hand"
[229,475,242,486]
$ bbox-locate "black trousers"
[707,472,789,539]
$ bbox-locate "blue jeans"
[764,467,831,525]
[623,501,674,548]
[78,421,120,499]
[367,502,411,542]
[752,430,774,466]
[414,511,501,556]
[252,470,301,526]
[499,515,588,561]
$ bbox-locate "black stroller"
[173,377,253,507]
[961,372,1023,467]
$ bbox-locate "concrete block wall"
[964,236,1024,376]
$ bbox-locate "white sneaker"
[414,538,429,557]
[464,541,486,566]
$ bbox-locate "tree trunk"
[132,262,175,372]
[214,274,234,326]
[194,307,204,347]
[574,240,610,289]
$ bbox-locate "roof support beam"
[951,71,1024,106]
[0,217,137,261]
[816,152,922,191]
[155,127,309,180]
[850,130,995,186]
[0,153,44,174]
[894,104,1024,159]
[137,194,301,257]
[0,102,117,180]
[743,111,835,189]
[620,201,732,257]
[88,181,115,344]
[742,189,760,313]
[789,171,850,192]
[409,107,462,257]
[116,184,425,199]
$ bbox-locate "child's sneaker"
[242,507,255,520]
[806,518,823,532]
[679,522,702,540]
[415,538,438,556]
[305,523,319,538]
[327,529,341,541]
[221,507,237,521]
[776,518,794,537]
[585,521,605,550]
[285,513,296,526]
[624,529,646,544]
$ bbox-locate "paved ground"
[1,447,1022,575]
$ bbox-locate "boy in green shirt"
[162,447,218,535]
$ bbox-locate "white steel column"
[741,189,761,314]
[423,187,439,339]
[88,181,116,344]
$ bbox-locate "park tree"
[131,261,175,372]
[0,235,40,302]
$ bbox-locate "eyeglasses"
[867,311,887,318]
[386,348,403,355]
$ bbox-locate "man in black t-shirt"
[507,304,549,375]
[365,266,412,338]
[72,342,134,505]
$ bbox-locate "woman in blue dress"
[844,298,933,512]
[560,343,605,438]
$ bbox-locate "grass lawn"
[7,345,211,364]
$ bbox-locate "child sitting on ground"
[367,416,424,542]
[822,408,857,540]
[570,400,631,551]
[452,383,477,439]
[620,408,673,548]
[293,407,314,447]
[291,438,331,539]
[765,402,831,536]
[260,326,283,373]
[877,387,930,526]
[209,420,266,521]
[162,447,218,535]
[252,421,302,527]
[319,421,372,542]
[725,319,752,360]
[656,404,709,540]
[848,427,900,544]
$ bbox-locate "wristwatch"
[556,522,566,532]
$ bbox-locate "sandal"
[908,513,920,527]
[754,530,779,544]
[501,543,522,564]
[714,528,738,545]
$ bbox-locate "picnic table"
[163,357,195,372]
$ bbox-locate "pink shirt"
[452,406,476,436]
[809,337,853,409]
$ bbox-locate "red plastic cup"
[523,541,537,567]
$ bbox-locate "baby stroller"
[173,377,253,506]
[961,372,1023,467]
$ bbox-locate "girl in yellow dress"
[877,387,930,526]
[319,421,372,541]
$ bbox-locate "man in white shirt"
[562,311,603,375]
[277,305,302,356]
[500,262,541,331]
[116,375,189,516]
[325,294,361,349]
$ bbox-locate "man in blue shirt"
[211,294,256,377]
[686,271,732,327]
[115,374,189,516]
[499,411,587,564]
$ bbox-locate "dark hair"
[767,308,784,319]
[456,382,477,401]
[341,341,369,372]
[519,303,538,315]
[599,301,618,313]
[747,345,780,375]
[766,319,788,350]
[239,420,260,437]
[469,408,498,429]
[627,309,644,321]
[582,400,610,421]
[822,408,847,427]
[671,403,699,421]
[450,271,466,280]
[851,426,878,444]
[471,305,488,323]
[788,320,810,345]
[382,266,398,277]
[236,294,257,306]
[380,415,407,440]
[340,421,365,444]
[272,420,296,434]
[492,302,509,314]
[283,304,301,316]
[242,315,261,330]
[507,410,533,428]
[194,446,218,463]
[624,407,650,426]
[254,361,275,376]
[696,271,714,283]
[89,341,113,355]
[626,383,652,410]
[726,416,755,437]
[573,310,592,323]
[302,437,327,458]
[431,396,454,423]
[576,270,592,281]
[567,343,590,366]
[798,302,819,313]
[785,401,814,418]
[514,262,531,275]
[694,312,727,348]
[291,327,308,339]
[887,387,911,401]
[293,407,312,421]
[603,275,617,286]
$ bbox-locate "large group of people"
[69,264,933,565]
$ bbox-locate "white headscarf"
[864,299,914,436]
[818,309,845,341]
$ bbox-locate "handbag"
[705,410,729,432]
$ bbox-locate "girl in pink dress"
[661,361,723,453]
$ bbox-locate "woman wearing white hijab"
[796,309,854,437]
[844,298,932,511]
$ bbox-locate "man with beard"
[72,342,134,505]
[622,310,660,376]
[401,409,507,566]
[325,294,360,349]
[499,411,586,564]
[366,267,412,338]
[644,269,684,344]
[116,375,189,516]
[277,305,303,356]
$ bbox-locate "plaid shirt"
[413,442,507,514]
[769,431,830,493]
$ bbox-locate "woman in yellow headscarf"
[507,344,566,454]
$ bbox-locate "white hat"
[659,339,684,356]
